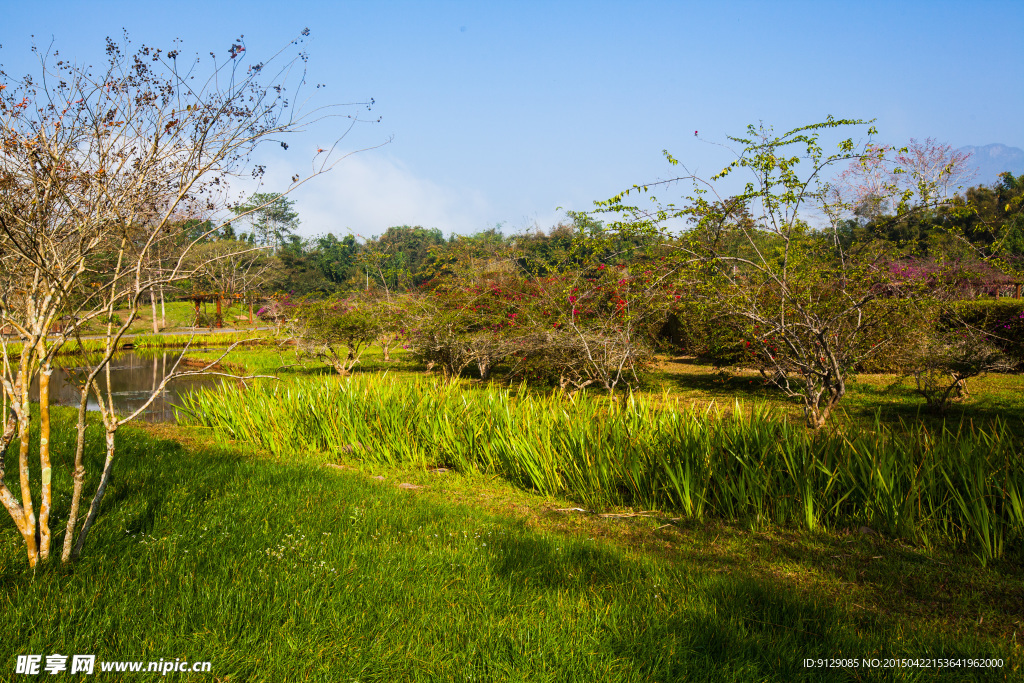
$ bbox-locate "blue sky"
[3,0,1022,238]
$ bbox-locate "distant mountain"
[958,144,1024,187]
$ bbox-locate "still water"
[40,350,224,423]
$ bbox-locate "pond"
[39,350,225,423]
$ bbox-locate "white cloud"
[242,152,494,239]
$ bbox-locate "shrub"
[943,299,1024,364]
[290,297,380,376]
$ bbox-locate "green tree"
[360,226,446,290]
[232,192,301,251]
[291,297,380,376]
[951,172,1024,269]
[312,233,361,286]
[262,236,336,295]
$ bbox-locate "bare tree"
[0,30,380,566]
[597,122,985,428]
[186,238,272,326]
[832,137,976,225]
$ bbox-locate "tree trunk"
[151,289,159,334]
[61,381,93,563]
[73,428,117,560]
[0,389,36,567]
[477,358,492,381]
[37,360,53,561]
[16,360,39,567]
[160,285,167,329]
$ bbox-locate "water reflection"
[40,350,224,423]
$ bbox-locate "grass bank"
[1,331,271,358]
[1,411,1019,681]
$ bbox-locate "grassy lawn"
[3,343,1023,680]
[1,411,1020,681]
[70,300,263,337]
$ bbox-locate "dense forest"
[195,171,1024,299]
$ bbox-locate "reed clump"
[178,374,1024,563]
[130,332,265,349]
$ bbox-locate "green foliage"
[947,172,1024,266]
[370,225,446,287]
[130,332,265,350]
[512,222,579,275]
[664,308,750,368]
[402,225,670,392]
[586,118,1021,429]
[259,237,333,294]
[311,233,360,286]
[406,273,530,380]
[943,299,1024,363]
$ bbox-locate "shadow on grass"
[482,527,1010,681]
[658,368,795,403]
[837,397,1024,438]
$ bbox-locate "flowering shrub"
[406,274,540,380]
[289,297,379,376]
[256,294,298,333]
[901,310,1016,411]
[402,257,667,392]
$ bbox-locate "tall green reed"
[177,374,1023,563]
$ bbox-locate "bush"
[290,297,380,376]
[943,299,1024,364]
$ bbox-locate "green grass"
[5,345,1021,679]
[642,357,1024,437]
[82,300,258,335]
[191,342,1024,426]
[129,330,268,350]
[2,331,273,360]
[2,411,1020,681]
